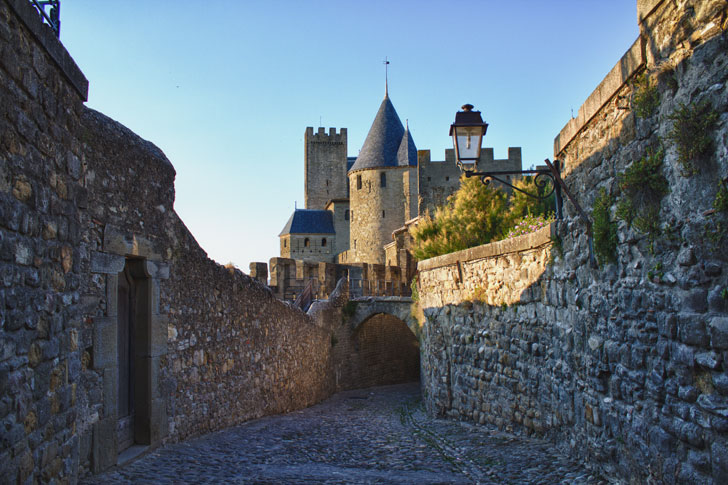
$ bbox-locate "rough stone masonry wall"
[0,0,89,482]
[418,1,728,483]
[1,1,334,481]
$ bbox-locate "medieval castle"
[278,92,523,268]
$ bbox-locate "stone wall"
[418,1,728,483]
[0,2,336,480]
[0,0,88,482]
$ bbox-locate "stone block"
[92,317,116,370]
[712,440,728,483]
[144,260,169,280]
[709,317,728,349]
[102,367,118,418]
[105,274,118,317]
[103,225,161,260]
[150,314,168,358]
[679,315,708,346]
[90,251,124,275]
[92,417,117,474]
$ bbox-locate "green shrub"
[616,148,669,240]
[632,72,660,118]
[593,188,618,266]
[410,175,554,260]
[714,181,728,213]
[667,100,719,175]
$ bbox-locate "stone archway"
[351,313,420,389]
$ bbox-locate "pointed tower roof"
[397,122,417,166]
[349,95,405,172]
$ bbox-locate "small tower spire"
[383,57,390,96]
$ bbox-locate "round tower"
[348,95,417,264]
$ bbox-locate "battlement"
[305,126,348,142]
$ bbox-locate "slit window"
[357,175,362,190]
[380,172,386,187]
[322,238,327,247]
[304,238,310,247]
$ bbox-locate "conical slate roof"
[397,124,417,166]
[349,95,407,172]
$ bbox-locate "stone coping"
[553,37,644,158]
[6,0,89,100]
[416,222,556,272]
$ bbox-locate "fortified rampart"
[0,3,421,481]
[417,1,728,483]
[250,258,411,302]
[0,1,402,481]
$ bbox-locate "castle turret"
[304,127,348,210]
[348,95,417,264]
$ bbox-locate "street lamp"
[449,104,488,170]
[450,104,563,219]
[450,104,598,266]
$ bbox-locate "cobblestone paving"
[83,383,607,484]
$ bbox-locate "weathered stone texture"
[418,2,728,483]
[1,2,335,481]
[349,166,413,265]
[0,1,87,483]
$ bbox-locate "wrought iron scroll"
[30,1,60,37]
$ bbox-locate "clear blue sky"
[60,1,639,270]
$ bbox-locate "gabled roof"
[349,95,406,172]
[279,209,335,236]
[397,124,417,166]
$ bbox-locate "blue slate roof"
[349,95,415,172]
[279,209,335,236]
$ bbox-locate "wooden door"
[117,266,136,451]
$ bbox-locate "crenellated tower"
[304,127,348,210]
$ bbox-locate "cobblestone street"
[83,383,605,484]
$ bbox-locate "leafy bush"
[631,72,660,118]
[715,181,728,213]
[410,175,555,260]
[616,148,669,240]
[667,99,719,175]
[593,188,617,265]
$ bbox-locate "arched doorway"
[353,313,420,389]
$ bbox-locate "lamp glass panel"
[453,126,483,161]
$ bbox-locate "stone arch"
[352,312,419,388]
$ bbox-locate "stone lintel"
[417,223,556,272]
[90,251,125,274]
[103,224,162,261]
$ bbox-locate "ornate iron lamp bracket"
[31,1,60,37]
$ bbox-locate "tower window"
[427,176,431,182]
[304,238,310,247]
[326,179,329,186]
[380,172,386,187]
[322,238,327,247]
[382,210,385,218]
[354,240,357,249]
[445,176,450,181]
[357,175,362,190]
[344,209,350,221]
[284,239,287,247]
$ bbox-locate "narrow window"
[322,238,327,247]
[304,238,310,247]
[427,176,431,182]
[354,240,357,249]
[357,175,362,190]
[284,239,287,247]
[380,172,386,187]
[382,210,385,218]
[326,179,329,186]
[344,209,350,221]
[445,176,450,181]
